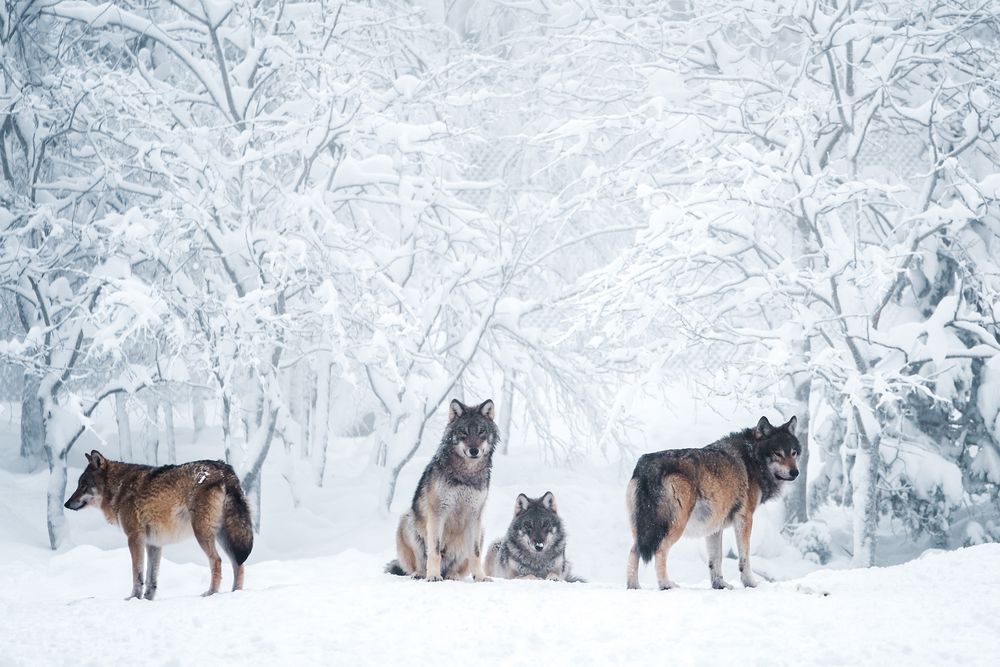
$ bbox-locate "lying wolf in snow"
[485,492,584,582]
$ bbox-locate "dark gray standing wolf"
[64,450,253,599]
[626,416,800,590]
[385,398,499,582]
[484,492,584,582]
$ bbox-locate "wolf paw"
[201,589,218,597]
[473,575,492,583]
[712,579,733,590]
[741,576,758,588]
[545,573,561,582]
[426,575,443,582]
[658,580,679,591]
[143,590,157,601]
[626,581,641,590]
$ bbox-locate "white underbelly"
[146,512,195,547]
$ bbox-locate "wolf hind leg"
[734,511,757,588]
[193,489,225,596]
[654,533,682,590]
[144,545,162,600]
[655,475,694,590]
[395,513,423,577]
[626,478,641,589]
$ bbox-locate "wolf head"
[509,492,563,554]
[64,450,111,511]
[752,416,801,482]
[444,398,499,461]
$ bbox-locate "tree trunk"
[20,374,46,471]
[162,398,176,463]
[192,392,206,442]
[500,372,515,455]
[114,392,133,461]
[46,446,68,550]
[222,393,233,463]
[42,395,67,550]
[240,407,280,532]
[784,371,811,524]
[851,407,881,567]
[143,396,160,464]
[311,358,332,486]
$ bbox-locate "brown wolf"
[385,398,498,582]
[626,416,800,590]
[64,450,253,600]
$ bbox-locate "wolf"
[626,415,800,590]
[385,398,498,582]
[484,492,584,582]
[64,450,253,600]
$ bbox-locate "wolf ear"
[540,491,557,513]
[448,399,465,423]
[514,493,531,515]
[753,417,774,441]
[87,450,106,469]
[784,415,798,435]
[479,399,495,421]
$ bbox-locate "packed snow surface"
[1,539,998,665]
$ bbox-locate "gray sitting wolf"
[626,416,800,590]
[385,398,498,582]
[484,491,584,582]
[64,450,253,600]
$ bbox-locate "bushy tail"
[220,471,254,565]
[632,456,673,563]
[565,573,587,584]
[384,560,408,576]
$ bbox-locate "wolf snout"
[64,498,83,510]
[534,542,545,552]
[787,469,799,479]
[467,447,480,458]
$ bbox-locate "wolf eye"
[523,521,534,530]
[477,426,486,436]
[455,429,467,440]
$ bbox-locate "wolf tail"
[384,560,408,576]
[631,455,674,563]
[219,469,254,565]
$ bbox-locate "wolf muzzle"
[64,496,86,510]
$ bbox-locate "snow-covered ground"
[2,419,998,665]
[2,537,999,665]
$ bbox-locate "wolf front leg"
[470,530,491,582]
[706,531,732,590]
[734,512,757,588]
[126,534,146,600]
[424,513,444,582]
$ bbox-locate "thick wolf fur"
[385,398,499,582]
[64,450,253,600]
[626,416,801,590]
[484,492,584,582]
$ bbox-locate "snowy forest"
[3,0,1000,577]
